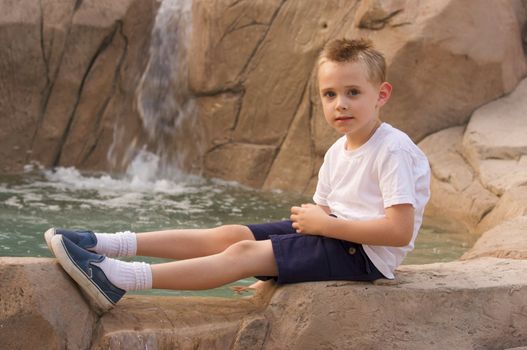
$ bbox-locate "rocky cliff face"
[0,0,157,174]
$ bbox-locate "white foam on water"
[4,196,23,209]
[43,205,61,212]
[0,149,238,216]
[22,192,43,202]
[41,150,205,196]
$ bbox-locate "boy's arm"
[290,203,414,247]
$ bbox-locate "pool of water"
[0,164,477,297]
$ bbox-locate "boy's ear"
[377,82,392,107]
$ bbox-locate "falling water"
[114,0,203,181]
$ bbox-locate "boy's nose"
[336,98,349,111]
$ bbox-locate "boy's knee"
[218,224,250,233]
[213,225,253,242]
[223,240,259,258]
[223,240,277,276]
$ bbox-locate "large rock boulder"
[462,78,527,196]
[462,216,527,260]
[262,258,527,350]
[420,76,527,232]
[0,256,275,350]
[418,126,498,233]
[91,294,271,349]
[0,257,96,350]
[477,186,527,233]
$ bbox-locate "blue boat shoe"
[51,234,125,315]
[45,227,97,255]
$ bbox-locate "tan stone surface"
[0,257,96,350]
[262,258,527,350]
[463,78,527,196]
[380,0,526,141]
[203,143,277,188]
[91,294,268,350]
[196,93,241,147]
[477,157,527,196]
[262,89,317,193]
[0,256,277,350]
[420,77,527,233]
[478,186,527,233]
[463,78,527,168]
[189,0,283,93]
[0,0,50,174]
[462,216,527,260]
[419,126,498,232]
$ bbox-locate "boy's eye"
[348,89,360,96]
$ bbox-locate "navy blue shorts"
[246,220,384,284]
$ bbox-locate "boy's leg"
[136,225,255,260]
[46,224,255,260]
[151,239,277,290]
[52,234,276,306]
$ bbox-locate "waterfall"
[115,0,202,182]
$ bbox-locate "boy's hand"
[290,204,330,235]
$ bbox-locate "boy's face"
[318,60,391,143]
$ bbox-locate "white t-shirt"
[313,123,430,279]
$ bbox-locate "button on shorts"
[246,220,384,284]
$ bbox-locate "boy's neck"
[345,118,382,150]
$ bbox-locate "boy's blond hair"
[318,38,386,85]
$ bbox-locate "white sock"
[93,258,152,291]
[94,231,137,257]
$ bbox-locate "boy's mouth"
[335,116,354,121]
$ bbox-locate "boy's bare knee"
[223,240,276,276]
[224,239,256,256]
[211,225,254,244]
[218,224,251,234]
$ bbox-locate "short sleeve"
[378,148,417,208]
[313,155,330,206]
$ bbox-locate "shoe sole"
[51,235,114,315]
[44,228,56,255]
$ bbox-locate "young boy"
[45,38,430,314]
